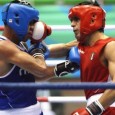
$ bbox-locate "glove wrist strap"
[30,49,44,58]
[86,100,105,115]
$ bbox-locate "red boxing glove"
[71,108,90,115]
[71,100,105,115]
[31,21,52,43]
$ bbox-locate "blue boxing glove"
[28,42,50,59]
[68,46,80,65]
[54,46,80,77]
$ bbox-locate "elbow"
[40,64,48,72]
[42,62,47,69]
[42,66,47,71]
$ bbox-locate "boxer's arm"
[31,21,78,58]
[48,40,78,58]
[35,46,80,79]
[28,42,50,59]
[98,41,115,109]
[0,40,49,78]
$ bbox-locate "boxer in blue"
[0,0,51,114]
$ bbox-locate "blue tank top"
[0,36,37,109]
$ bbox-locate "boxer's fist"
[54,46,80,77]
[54,60,79,77]
[28,42,50,59]
[68,46,80,64]
[31,21,52,43]
[71,100,105,115]
[71,108,90,115]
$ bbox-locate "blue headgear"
[2,2,39,41]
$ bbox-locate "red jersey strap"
[94,37,115,46]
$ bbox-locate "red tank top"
[78,38,115,99]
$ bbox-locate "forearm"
[48,43,69,58]
[48,40,78,58]
[25,56,55,80]
[98,77,115,109]
[24,61,54,79]
[98,89,115,109]
[9,51,48,77]
[35,66,55,81]
[65,40,78,49]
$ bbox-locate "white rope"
[105,25,115,30]
[0,25,115,31]
[50,25,72,31]
[37,96,86,103]
[50,25,115,31]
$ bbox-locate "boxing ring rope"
[37,96,86,103]
[0,82,115,89]
[50,25,115,31]
[0,25,115,31]
[0,82,114,103]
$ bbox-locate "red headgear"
[68,5,106,43]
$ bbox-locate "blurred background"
[0,0,115,115]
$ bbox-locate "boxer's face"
[70,17,80,41]
[24,20,37,42]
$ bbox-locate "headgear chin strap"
[68,5,106,44]
[2,2,39,41]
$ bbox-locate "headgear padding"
[2,2,39,41]
[68,5,106,43]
